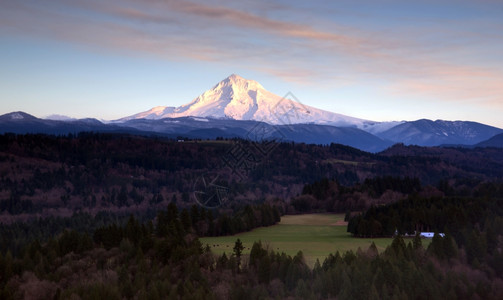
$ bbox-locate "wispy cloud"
[1,0,502,110]
[387,68,503,108]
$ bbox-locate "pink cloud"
[1,0,502,111]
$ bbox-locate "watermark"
[271,92,311,130]
[192,174,229,209]
[192,92,309,208]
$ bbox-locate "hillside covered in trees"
[1,133,503,222]
[2,198,503,299]
[1,133,503,298]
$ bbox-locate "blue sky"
[1,0,503,127]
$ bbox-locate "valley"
[0,133,502,299]
[3,0,503,298]
[202,214,428,267]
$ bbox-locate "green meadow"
[201,214,430,267]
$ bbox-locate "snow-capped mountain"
[2,110,501,152]
[0,111,392,152]
[122,74,395,131]
[3,75,502,151]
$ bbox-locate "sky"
[1,0,503,127]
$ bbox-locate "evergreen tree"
[217,253,228,270]
[167,202,178,221]
[180,209,191,231]
[190,205,200,227]
[258,255,271,283]
[413,232,422,250]
[233,238,244,271]
[442,232,457,259]
[428,232,445,259]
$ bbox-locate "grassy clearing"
[201,214,429,267]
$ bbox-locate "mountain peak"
[219,74,264,90]
[0,111,37,121]
[121,74,370,128]
[226,73,243,80]
[224,74,249,82]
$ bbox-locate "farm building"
[419,232,445,238]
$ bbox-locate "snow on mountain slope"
[125,106,176,120]
[361,121,405,134]
[121,74,395,131]
[45,114,77,121]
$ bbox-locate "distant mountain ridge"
[0,111,131,135]
[475,133,503,148]
[0,112,391,152]
[1,111,502,152]
[2,75,502,151]
[376,119,503,146]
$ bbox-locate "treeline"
[347,196,503,237]
[1,191,502,298]
[92,202,281,251]
[2,223,502,299]
[0,202,281,258]
[347,196,503,267]
[0,133,367,218]
[361,176,421,197]
[0,212,130,257]
[303,176,421,200]
[0,207,208,299]
[292,176,422,213]
[3,133,503,221]
[231,234,502,299]
[0,201,283,299]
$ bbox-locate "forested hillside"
[1,133,503,299]
[2,199,503,299]
[1,133,503,223]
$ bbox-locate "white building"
[419,232,445,238]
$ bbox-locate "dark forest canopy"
[1,198,503,299]
[1,133,503,222]
[1,133,503,299]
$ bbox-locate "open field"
[201,214,431,267]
